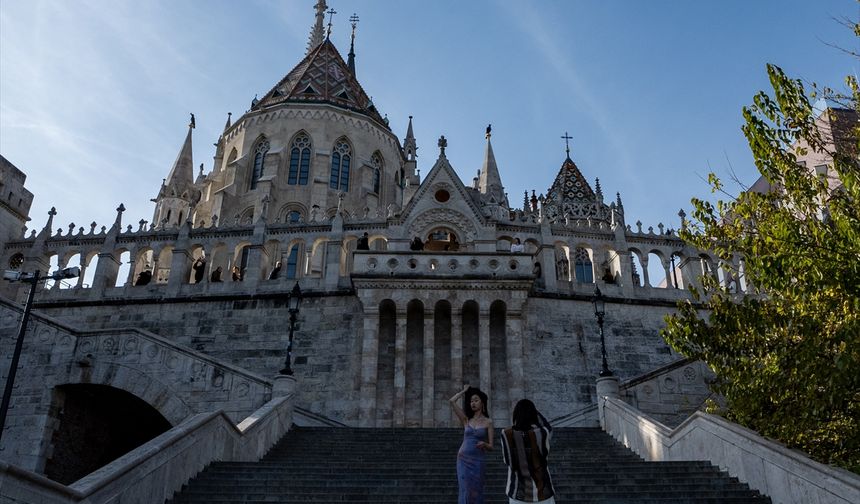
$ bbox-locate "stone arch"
[132,247,154,286]
[496,235,514,252]
[285,238,307,279]
[277,202,308,224]
[80,250,100,288]
[154,245,174,284]
[43,383,173,485]
[408,208,478,248]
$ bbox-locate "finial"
[326,7,337,37]
[437,135,447,156]
[561,131,572,158]
[116,203,125,213]
[189,113,195,129]
[350,13,359,35]
[486,124,492,139]
[48,207,57,217]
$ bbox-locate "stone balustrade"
[352,251,536,279]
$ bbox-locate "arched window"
[329,139,352,191]
[288,210,302,223]
[286,245,300,278]
[251,138,270,190]
[574,247,593,283]
[288,133,311,185]
[371,152,383,194]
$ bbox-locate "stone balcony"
[351,251,536,280]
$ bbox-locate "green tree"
[662,58,860,472]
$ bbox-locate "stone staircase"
[167,427,771,503]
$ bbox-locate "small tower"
[402,116,420,203]
[152,116,201,228]
[477,124,507,207]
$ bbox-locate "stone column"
[450,308,463,424]
[640,255,650,288]
[167,248,192,294]
[422,308,435,427]
[479,309,491,394]
[662,258,674,289]
[358,307,380,427]
[242,244,268,288]
[393,311,407,427]
[91,252,121,295]
[506,314,525,404]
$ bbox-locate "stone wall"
[20,291,703,428]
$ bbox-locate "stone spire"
[306,0,328,55]
[403,115,417,161]
[347,13,359,78]
[223,111,232,131]
[478,125,505,204]
[165,119,194,189]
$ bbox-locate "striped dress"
[500,414,555,503]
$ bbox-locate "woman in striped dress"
[500,399,555,504]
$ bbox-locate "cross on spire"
[350,13,359,32]
[326,8,337,37]
[561,131,572,157]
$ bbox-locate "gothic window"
[371,152,383,194]
[574,247,593,283]
[251,138,270,190]
[329,139,352,191]
[288,133,312,185]
[286,245,300,278]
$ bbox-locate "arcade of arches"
[357,288,528,428]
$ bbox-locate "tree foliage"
[662,52,860,472]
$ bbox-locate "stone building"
[0,0,735,486]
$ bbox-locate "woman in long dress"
[450,385,493,504]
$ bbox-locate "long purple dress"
[457,424,487,504]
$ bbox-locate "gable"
[399,155,488,231]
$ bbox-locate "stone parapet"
[599,396,860,504]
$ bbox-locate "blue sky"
[1,0,857,243]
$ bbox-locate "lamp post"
[1,267,80,443]
[279,282,303,376]
[592,286,613,377]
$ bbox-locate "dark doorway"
[44,384,172,485]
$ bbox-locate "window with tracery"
[329,139,352,191]
[574,247,593,283]
[370,152,383,194]
[251,139,270,190]
[288,133,311,185]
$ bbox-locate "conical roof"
[253,39,386,127]
[545,156,595,204]
[165,126,194,189]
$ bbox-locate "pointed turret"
[403,116,417,161]
[223,111,232,131]
[306,0,327,55]
[347,13,359,78]
[152,117,202,228]
[477,125,506,206]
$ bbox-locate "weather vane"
[561,131,572,157]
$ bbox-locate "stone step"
[166,427,771,504]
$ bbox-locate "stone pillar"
[393,311,407,427]
[323,240,343,290]
[167,248,192,293]
[359,307,380,427]
[596,375,621,429]
[640,255,650,288]
[422,309,435,427]
[662,258,674,289]
[273,374,297,397]
[479,310,491,395]
[450,309,463,424]
[243,244,269,288]
[506,315,525,404]
[91,252,121,294]
[124,256,137,287]
[538,245,557,292]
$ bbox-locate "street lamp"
[1,267,80,443]
[592,286,613,377]
[279,282,303,376]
